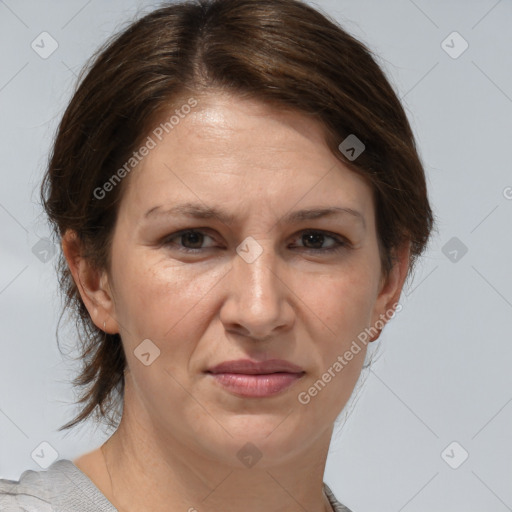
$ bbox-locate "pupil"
[183,232,203,248]
[303,233,323,248]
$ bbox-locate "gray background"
[0,1,511,511]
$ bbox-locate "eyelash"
[160,229,348,255]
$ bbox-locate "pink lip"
[207,358,304,374]
[205,359,305,398]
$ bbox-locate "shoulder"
[0,460,64,511]
[323,482,354,512]
[0,458,116,512]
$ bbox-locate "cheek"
[296,269,378,415]
[311,278,374,388]
[292,275,373,425]
[111,247,227,343]
[309,261,380,339]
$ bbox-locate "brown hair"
[41,0,434,432]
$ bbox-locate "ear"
[369,242,410,340]
[61,229,118,334]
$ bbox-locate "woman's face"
[100,92,404,466]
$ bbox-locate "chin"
[195,416,317,468]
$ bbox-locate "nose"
[219,239,295,341]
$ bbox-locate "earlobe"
[61,229,118,334]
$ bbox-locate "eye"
[161,229,217,253]
[292,230,347,253]
[160,228,348,255]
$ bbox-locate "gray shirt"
[0,459,353,511]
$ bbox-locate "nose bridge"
[222,236,292,338]
[235,236,280,307]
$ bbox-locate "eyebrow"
[144,202,366,228]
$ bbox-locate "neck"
[99,381,335,512]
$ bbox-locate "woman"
[0,0,433,510]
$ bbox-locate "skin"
[64,91,409,512]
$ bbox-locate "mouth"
[204,359,305,398]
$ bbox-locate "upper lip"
[206,359,305,375]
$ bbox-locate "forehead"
[120,92,374,222]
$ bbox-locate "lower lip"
[207,372,304,397]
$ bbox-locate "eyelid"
[161,227,350,254]
[290,229,349,253]
[160,228,217,249]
